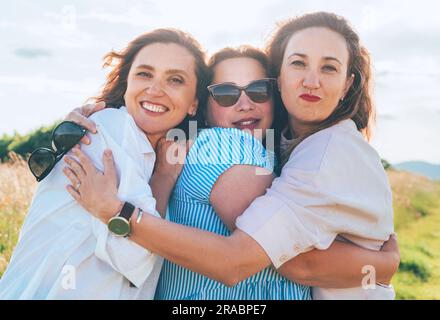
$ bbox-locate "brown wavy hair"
[266,12,375,166]
[92,28,209,133]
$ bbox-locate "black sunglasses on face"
[207,78,277,107]
[28,121,87,182]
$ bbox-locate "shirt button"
[279,255,289,263]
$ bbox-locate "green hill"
[394,161,440,181]
[389,169,440,299]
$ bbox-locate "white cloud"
[0,75,100,95]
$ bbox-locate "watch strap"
[119,202,135,221]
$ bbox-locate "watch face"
[108,217,130,236]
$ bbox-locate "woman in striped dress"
[64,44,399,299]
[153,46,310,299]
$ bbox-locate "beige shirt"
[236,119,395,299]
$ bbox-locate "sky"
[1,0,439,164]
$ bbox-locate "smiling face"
[206,57,274,137]
[124,42,198,146]
[278,27,354,137]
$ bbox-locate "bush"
[399,259,431,282]
[0,134,13,160]
[0,122,59,162]
[382,158,392,170]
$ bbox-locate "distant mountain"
[394,161,440,180]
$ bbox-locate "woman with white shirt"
[64,12,399,299]
[0,28,209,299]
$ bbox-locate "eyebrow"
[287,53,343,65]
[135,64,190,77]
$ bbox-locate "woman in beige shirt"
[234,12,396,299]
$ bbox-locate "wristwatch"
[107,202,135,237]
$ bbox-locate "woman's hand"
[149,138,190,217]
[379,233,401,284]
[63,145,123,223]
[65,101,106,144]
[153,138,188,183]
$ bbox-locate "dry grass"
[0,152,37,276]
[388,169,436,206]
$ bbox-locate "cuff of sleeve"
[118,245,156,288]
[93,219,156,288]
[236,203,315,269]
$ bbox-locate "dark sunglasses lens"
[28,149,56,179]
[53,122,85,152]
[247,80,272,103]
[212,85,240,107]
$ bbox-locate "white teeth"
[141,102,168,113]
[239,120,257,126]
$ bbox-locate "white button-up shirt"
[236,119,395,299]
[0,107,162,300]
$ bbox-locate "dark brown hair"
[266,12,375,165]
[207,45,270,76]
[92,28,209,133]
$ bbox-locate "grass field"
[0,153,36,276]
[388,170,440,299]
[0,153,439,299]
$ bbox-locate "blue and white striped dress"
[154,127,311,300]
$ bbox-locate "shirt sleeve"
[236,127,394,268]
[180,127,275,203]
[80,110,160,288]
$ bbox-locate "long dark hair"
[266,12,375,166]
[92,28,209,135]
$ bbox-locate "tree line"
[0,122,58,162]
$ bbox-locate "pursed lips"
[299,94,321,102]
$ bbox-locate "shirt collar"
[120,106,155,155]
[280,118,357,147]
[336,118,357,131]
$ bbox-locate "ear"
[343,74,355,98]
[188,98,199,116]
